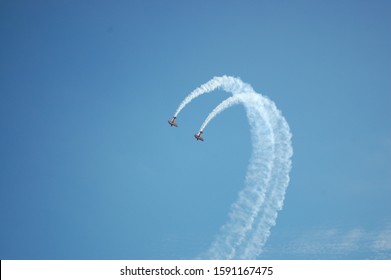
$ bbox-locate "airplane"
[168,116,178,127]
[194,131,204,141]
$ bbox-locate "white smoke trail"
[237,108,292,259]
[172,76,292,259]
[174,77,221,117]
[174,75,254,117]
[201,93,277,260]
[199,94,244,132]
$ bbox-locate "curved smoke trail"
[174,76,254,118]
[201,93,276,260]
[173,76,292,259]
[174,77,222,117]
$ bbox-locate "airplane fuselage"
[194,131,204,141]
[168,116,178,127]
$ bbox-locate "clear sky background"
[0,0,390,259]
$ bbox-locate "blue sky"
[0,0,390,259]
